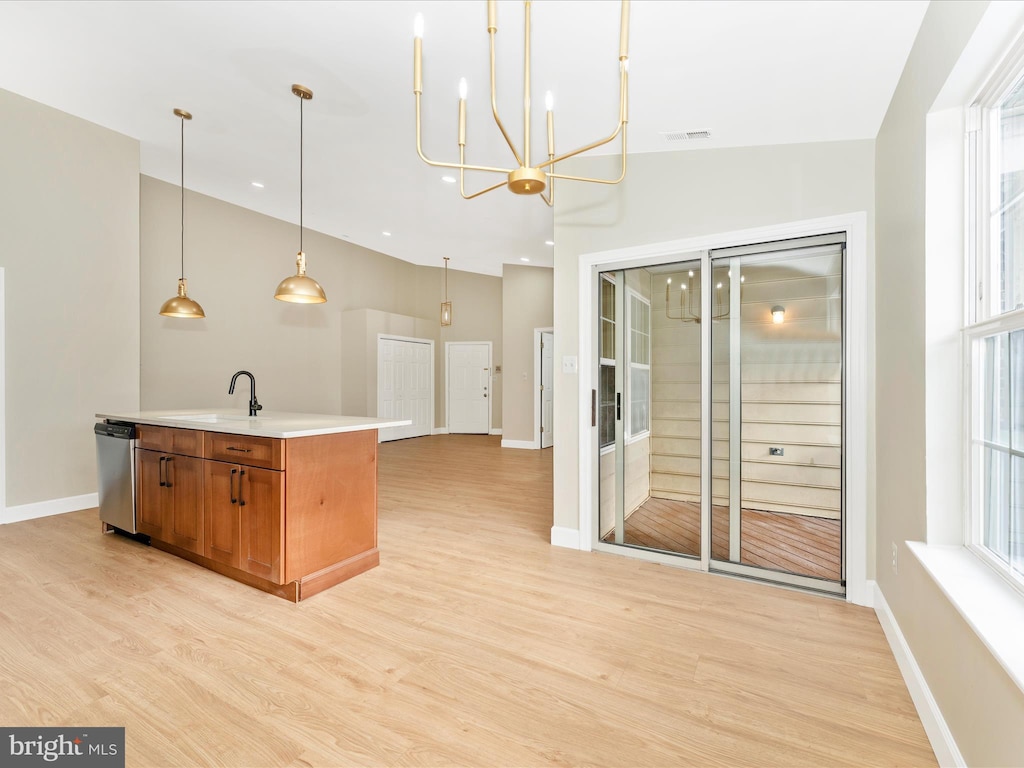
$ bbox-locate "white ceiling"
[0,0,928,276]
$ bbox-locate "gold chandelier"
[412,0,631,206]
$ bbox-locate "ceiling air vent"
[661,130,712,142]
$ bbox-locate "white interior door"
[378,337,432,442]
[541,331,554,448]
[448,342,490,434]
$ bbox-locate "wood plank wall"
[649,250,843,520]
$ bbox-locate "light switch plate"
[562,356,578,374]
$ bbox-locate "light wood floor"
[0,435,934,767]
[605,497,842,581]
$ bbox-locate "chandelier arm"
[459,146,511,199]
[538,154,554,206]
[534,70,627,171]
[548,125,628,185]
[489,30,524,167]
[416,95,514,174]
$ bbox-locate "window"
[968,60,1024,589]
[599,275,616,449]
[627,290,650,438]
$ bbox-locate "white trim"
[874,582,965,768]
[3,493,99,525]
[489,428,502,436]
[501,439,535,449]
[578,213,870,603]
[550,525,580,549]
[445,341,493,435]
[376,334,434,443]
[431,427,449,435]
[533,327,554,449]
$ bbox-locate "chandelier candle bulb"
[413,15,423,93]
[545,90,555,157]
[458,79,467,146]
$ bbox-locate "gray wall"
[501,264,553,443]
[875,2,1024,764]
[552,140,876,557]
[140,175,502,430]
[0,88,140,511]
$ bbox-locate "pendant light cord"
[180,115,185,281]
[299,95,304,253]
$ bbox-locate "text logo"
[1,728,124,767]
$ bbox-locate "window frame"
[625,287,651,442]
[965,45,1024,594]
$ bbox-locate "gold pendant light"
[440,257,452,326]
[275,84,327,304]
[160,108,206,319]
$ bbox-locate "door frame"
[534,327,554,449]
[376,334,434,442]
[575,212,870,606]
[445,340,492,435]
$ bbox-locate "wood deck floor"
[0,435,931,767]
[604,496,842,581]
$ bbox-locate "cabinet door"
[205,461,240,569]
[239,467,284,583]
[136,449,167,540]
[165,455,204,555]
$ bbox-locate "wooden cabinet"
[204,461,284,583]
[134,423,379,601]
[135,448,204,555]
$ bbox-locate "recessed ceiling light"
[251,181,265,188]
[382,231,392,237]
[441,175,456,183]
[545,240,555,246]
[520,257,530,262]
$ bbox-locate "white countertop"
[96,410,412,439]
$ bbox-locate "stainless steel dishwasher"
[94,421,137,533]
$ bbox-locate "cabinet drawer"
[204,432,284,470]
[136,425,204,457]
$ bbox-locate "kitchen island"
[96,410,411,602]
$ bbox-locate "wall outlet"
[891,541,898,574]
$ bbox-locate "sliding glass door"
[594,236,846,596]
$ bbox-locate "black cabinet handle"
[159,456,166,487]
[164,456,173,488]
[226,446,252,454]
[230,468,238,505]
[238,469,247,507]
[616,392,622,421]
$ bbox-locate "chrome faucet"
[228,370,262,417]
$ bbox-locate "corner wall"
[874,2,1024,764]
[0,88,140,512]
[501,264,553,444]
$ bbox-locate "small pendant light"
[160,108,206,319]
[275,84,327,304]
[440,257,452,326]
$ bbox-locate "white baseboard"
[874,583,964,768]
[489,428,502,436]
[431,427,449,435]
[550,525,581,549]
[3,492,98,525]
[501,439,536,449]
